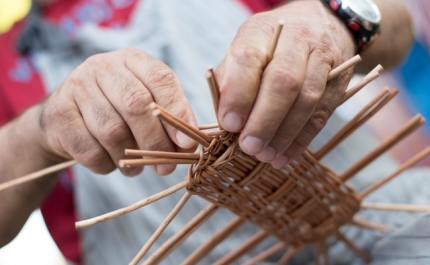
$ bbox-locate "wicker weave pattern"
[187,132,361,247]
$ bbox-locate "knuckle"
[99,121,130,143]
[272,70,301,95]
[83,148,109,169]
[228,46,266,68]
[170,104,189,122]
[246,15,274,37]
[85,54,108,69]
[122,88,153,117]
[121,46,139,54]
[118,72,141,92]
[305,107,332,135]
[145,67,178,89]
[84,53,117,77]
[64,73,83,88]
[300,89,322,108]
[273,130,294,149]
[144,132,174,153]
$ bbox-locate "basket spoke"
[142,204,218,265]
[130,192,192,265]
[340,114,425,181]
[213,230,268,265]
[361,203,430,212]
[276,247,298,265]
[75,180,187,229]
[335,231,370,262]
[360,145,430,198]
[182,217,245,265]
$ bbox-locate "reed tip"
[353,54,363,62]
[149,102,157,110]
[152,109,161,117]
[205,70,213,78]
[375,64,384,73]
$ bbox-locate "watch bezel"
[342,0,381,30]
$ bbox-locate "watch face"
[343,0,381,24]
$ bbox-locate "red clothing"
[0,0,284,263]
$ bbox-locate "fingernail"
[126,167,143,177]
[271,155,289,169]
[155,164,175,176]
[256,146,277,162]
[176,131,195,149]
[241,136,264,155]
[223,112,243,132]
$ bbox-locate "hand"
[216,0,355,168]
[37,47,197,176]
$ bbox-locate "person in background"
[0,0,427,264]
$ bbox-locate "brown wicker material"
[187,133,361,247]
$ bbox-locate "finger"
[72,79,142,177]
[44,92,116,174]
[86,53,177,175]
[122,48,198,150]
[274,67,353,168]
[266,51,331,164]
[239,29,309,159]
[216,17,274,132]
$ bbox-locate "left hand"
[215,0,355,168]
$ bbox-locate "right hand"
[37,47,197,176]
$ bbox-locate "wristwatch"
[322,0,381,53]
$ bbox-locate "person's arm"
[0,47,197,246]
[0,105,58,246]
[215,0,413,169]
[359,0,413,72]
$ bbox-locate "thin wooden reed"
[340,65,383,105]
[0,160,77,192]
[119,158,200,168]
[124,149,203,159]
[361,203,430,212]
[142,204,218,265]
[267,21,284,61]
[130,192,192,265]
[213,230,268,265]
[315,88,392,159]
[335,232,370,262]
[206,68,221,116]
[360,145,430,198]
[150,103,212,146]
[198,123,219,130]
[328,55,362,80]
[340,114,424,181]
[75,180,187,230]
[243,242,287,265]
[276,247,298,265]
[350,218,390,232]
[182,217,245,265]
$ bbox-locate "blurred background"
[1,0,429,264]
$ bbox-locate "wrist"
[17,104,67,165]
[321,2,356,55]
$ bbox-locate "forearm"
[359,0,413,72]
[0,104,59,246]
